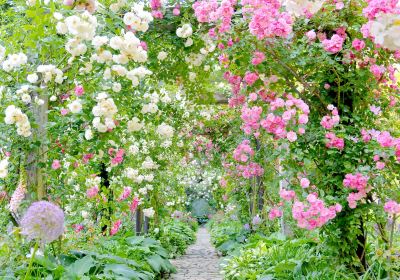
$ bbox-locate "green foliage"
[222,236,354,280]
[155,220,196,258]
[0,234,175,279]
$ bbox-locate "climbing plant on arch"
[0,0,399,278]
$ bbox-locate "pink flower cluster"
[244,71,259,86]
[268,207,282,220]
[259,95,309,140]
[244,0,293,39]
[130,197,140,213]
[384,200,400,215]
[343,173,370,208]
[117,187,132,201]
[325,132,345,150]
[280,188,296,201]
[370,64,386,80]
[292,193,342,230]
[110,219,122,236]
[236,162,264,178]
[251,51,265,65]
[322,34,345,54]
[224,71,242,95]
[241,106,262,135]
[233,140,254,162]
[150,0,163,18]
[87,186,99,198]
[352,39,366,51]
[193,0,235,33]
[109,148,125,165]
[362,0,399,20]
[321,105,340,129]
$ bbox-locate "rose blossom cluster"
[240,106,262,135]
[244,0,293,39]
[92,92,118,133]
[236,162,264,178]
[56,12,98,57]
[325,132,344,150]
[109,148,125,165]
[322,33,345,54]
[268,207,283,220]
[320,104,340,129]
[284,0,325,17]
[233,140,254,162]
[123,3,153,32]
[259,94,309,141]
[384,200,400,215]
[192,0,234,33]
[4,105,32,137]
[149,0,163,18]
[361,0,400,50]
[1,51,28,72]
[343,173,370,208]
[292,193,342,230]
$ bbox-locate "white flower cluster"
[37,65,64,84]
[110,32,148,64]
[127,117,144,132]
[0,158,9,178]
[86,176,101,188]
[92,92,118,132]
[4,105,32,137]
[141,103,158,114]
[370,13,400,51]
[57,12,98,57]
[156,123,174,138]
[143,207,155,218]
[110,0,127,12]
[142,156,159,169]
[125,167,139,180]
[2,52,28,72]
[176,23,193,38]
[123,3,153,32]
[284,0,325,16]
[108,65,152,86]
[68,99,83,114]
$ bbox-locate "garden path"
[169,227,222,280]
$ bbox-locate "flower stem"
[24,241,38,280]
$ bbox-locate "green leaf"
[103,264,153,280]
[64,255,96,278]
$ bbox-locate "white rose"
[27,73,38,83]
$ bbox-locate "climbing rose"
[352,39,365,51]
[20,201,65,244]
[384,200,400,215]
[322,34,344,54]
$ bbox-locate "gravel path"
[169,227,222,280]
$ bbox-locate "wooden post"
[26,91,48,200]
[135,207,142,235]
[144,216,149,234]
